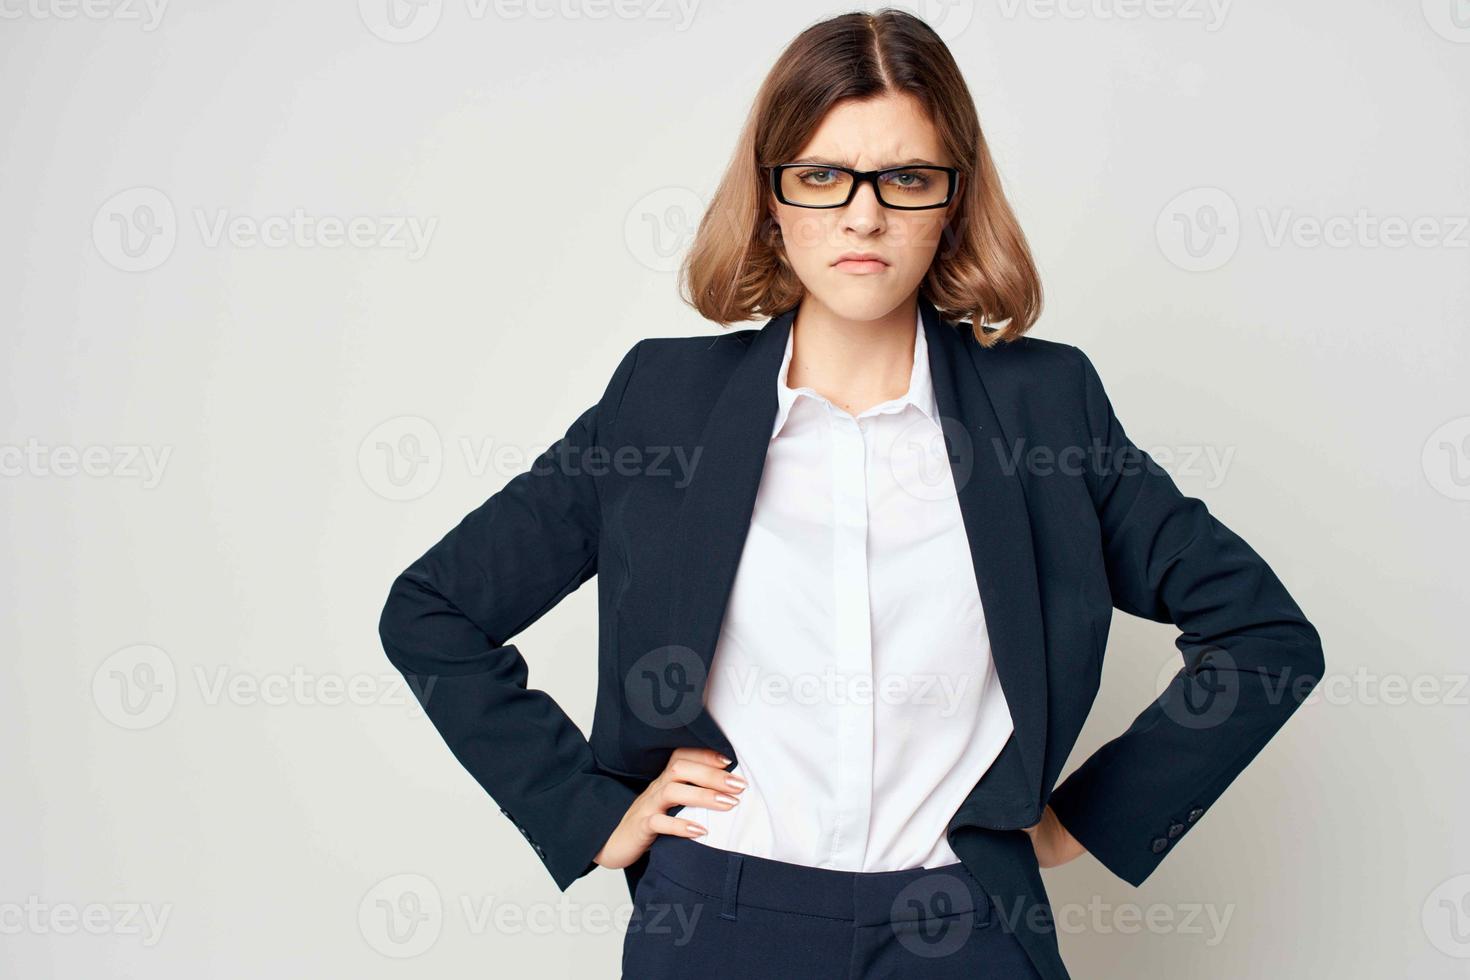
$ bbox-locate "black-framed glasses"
[766,163,961,210]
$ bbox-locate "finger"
[657,777,741,813]
[667,746,732,769]
[663,755,746,794]
[647,811,707,838]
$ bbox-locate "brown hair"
[678,8,1042,347]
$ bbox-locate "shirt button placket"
[828,407,873,867]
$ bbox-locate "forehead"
[793,94,946,166]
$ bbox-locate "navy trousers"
[622,834,1045,979]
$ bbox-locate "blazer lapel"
[666,306,793,761]
[667,296,1048,817]
[923,299,1049,822]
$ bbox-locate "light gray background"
[2,2,1467,977]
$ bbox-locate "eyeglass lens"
[777,166,951,208]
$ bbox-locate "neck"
[786,291,920,418]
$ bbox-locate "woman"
[378,10,1324,979]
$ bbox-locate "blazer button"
[1151,837,1170,853]
[1168,823,1185,839]
[1187,807,1205,823]
[534,844,547,860]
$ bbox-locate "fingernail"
[714,793,739,806]
[725,775,747,789]
[717,755,733,766]
[687,824,707,836]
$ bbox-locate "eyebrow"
[788,157,941,168]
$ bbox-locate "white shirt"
[685,306,1015,871]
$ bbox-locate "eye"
[796,168,841,185]
[880,169,932,190]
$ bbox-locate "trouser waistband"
[645,834,992,928]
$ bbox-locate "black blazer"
[378,294,1324,980]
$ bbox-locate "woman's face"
[768,92,961,322]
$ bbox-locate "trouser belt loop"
[720,852,744,921]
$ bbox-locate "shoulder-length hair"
[679,8,1042,347]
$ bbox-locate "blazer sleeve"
[1046,345,1325,887]
[377,340,644,892]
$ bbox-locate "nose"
[842,179,886,235]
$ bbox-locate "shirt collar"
[770,303,938,441]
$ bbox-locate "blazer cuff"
[502,771,640,892]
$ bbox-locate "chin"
[803,277,915,323]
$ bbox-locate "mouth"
[832,253,890,274]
